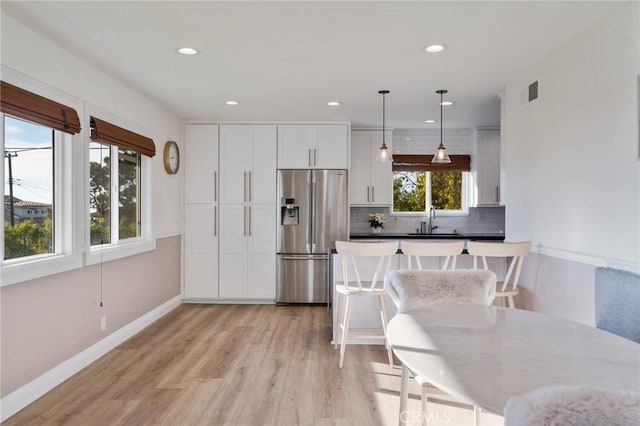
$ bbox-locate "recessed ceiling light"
[225,100,239,106]
[178,47,198,55]
[424,119,437,123]
[327,101,341,106]
[404,138,411,141]
[424,44,446,53]
[440,101,455,106]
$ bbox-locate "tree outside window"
[393,170,464,213]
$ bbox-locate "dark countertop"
[349,233,505,241]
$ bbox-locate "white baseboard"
[182,298,276,305]
[0,295,181,422]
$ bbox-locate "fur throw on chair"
[504,385,640,426]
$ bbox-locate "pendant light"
[377,90,392,162]
[432,89,452,164]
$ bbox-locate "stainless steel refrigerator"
[277,169,348,304]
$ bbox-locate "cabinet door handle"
[214,171,217,202]
[243,206,247,237]
[367,186,370,202]
[496,186,500,203]
[248,171,252,202]
[314,148,317,166]
[308,149,312,167]
[243,171,247,202]
[248,206,252,237]
[372,186,375,203]
[214,206,217,237]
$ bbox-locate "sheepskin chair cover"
[388,269,496,313]
[503,385,640,426]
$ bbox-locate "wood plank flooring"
[4,304,503,426]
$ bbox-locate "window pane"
[118,149,140,240]
[4,116,54,260]
[431,171,462,210]
[393,171,426,212]
[89,142,111,245]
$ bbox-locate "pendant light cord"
[440,91,443,146]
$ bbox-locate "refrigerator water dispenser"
[281,198,299,226]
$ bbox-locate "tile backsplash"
[350,206,505,235]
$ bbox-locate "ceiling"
[2,1,621,129]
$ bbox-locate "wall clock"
[163,140,180,174]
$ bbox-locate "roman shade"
[0,81,81,134]
[90,116,156,157]
[392,154,471,172]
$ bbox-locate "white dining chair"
[401,240,465,271]
[387,269,497,426]
[504,385,640,426]
[466,241,531,309]
[334,240,399,368]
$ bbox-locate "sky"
[3,116,54,204]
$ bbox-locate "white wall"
[1,13,183,237]
[503,3,640,322]
[0,12,183,406]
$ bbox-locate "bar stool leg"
[339,295,352,368]
[378,294,393,367]
[334,293,343,349]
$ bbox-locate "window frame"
[391,170,471,217]
[84,104,154,266]
[1,69,83,286]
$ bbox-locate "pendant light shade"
[432,89,452,164]
[377,90,392,162]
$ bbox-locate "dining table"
[386,304,640,425]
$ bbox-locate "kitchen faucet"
[428,205,438,234]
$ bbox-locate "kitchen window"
[392,154,471,215]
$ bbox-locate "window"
[3,116,55,260]
[393,171,466,214]
[392,154,471,215]
[89,144,142,246]
[86,109,155,264]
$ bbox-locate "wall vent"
[519,80,539,107]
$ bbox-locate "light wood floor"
[5,304,504,426]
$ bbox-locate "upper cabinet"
[220,124,277,204]
[184,124,219,204]
[349,129,392,206]
[277,124,348,169]
[475,128,501,206]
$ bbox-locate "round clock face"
[163,141,179,174]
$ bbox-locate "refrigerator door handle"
[280,255,328,260]
[311,181,317,253]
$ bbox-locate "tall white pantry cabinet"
[218,125,277,300]
[183,124,277,301]
[183,124,219,299]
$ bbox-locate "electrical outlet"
[100,315,107,332]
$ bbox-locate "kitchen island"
[330,233,507,344]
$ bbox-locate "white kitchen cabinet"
[475,129,501,206]
[349,129,392,206]
[184,204,218,299]
[220,125,277,205]
[277,124,348,169]
[218,204,276,299]
[184,124,218,204]
[184,124,219,300]
[219,124,277,300]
